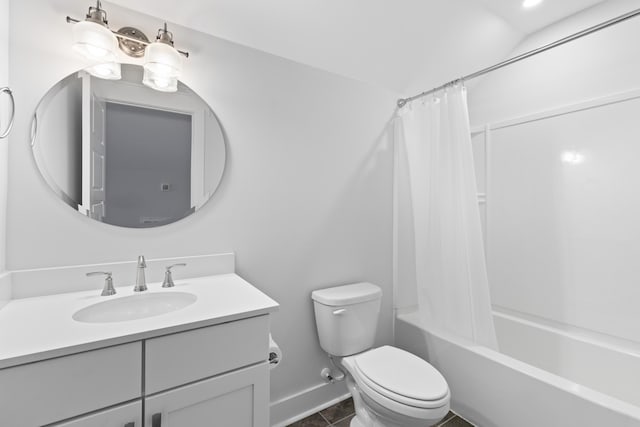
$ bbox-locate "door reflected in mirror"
[31,64,226,228]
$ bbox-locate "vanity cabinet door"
[51,401,141,427]
[144,362,269,427]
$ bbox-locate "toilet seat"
[356,375,449,421]
[345,346,450,412]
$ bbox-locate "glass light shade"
[143,41,182,78]
[72,20,117,61]
[86,62,121,80]
[142,68,178,92]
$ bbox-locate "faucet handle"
[162,263,187,288]
[166,263,187,270]
[137,255,147,268]
[86,271,112,277]
[86,271,116,296]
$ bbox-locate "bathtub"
[395,309,640,426]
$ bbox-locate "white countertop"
[0,273,279,369]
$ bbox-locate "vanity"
[0,44,281,426]
[0,254,279,427]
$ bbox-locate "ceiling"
[107,0,611,95]
[477,0,607,34]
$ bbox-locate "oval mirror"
[31,64,226,228]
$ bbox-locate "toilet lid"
[353,346,448,402]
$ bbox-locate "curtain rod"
[397,7,640,108]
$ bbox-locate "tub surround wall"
[463,0,640,345]
[7,0,396,423]
[0,273,10,310]
[0,0,9,275]
[480,95,640,344]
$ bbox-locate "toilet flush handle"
[332,309,346,315]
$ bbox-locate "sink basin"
[73,292,197,323]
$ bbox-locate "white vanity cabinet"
[0,268,279,427]
[0,315,271,427]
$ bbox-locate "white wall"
[108,0,524,95]
[467,0,640,344]
[7,0,398,421]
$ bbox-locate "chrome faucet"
[134,255,147,292]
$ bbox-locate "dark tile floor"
[286,398,474,427]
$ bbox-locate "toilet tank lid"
[311,282,382,306]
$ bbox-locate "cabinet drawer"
[145,315,269,393]
[0,342,141,427]
[52,400,141,427]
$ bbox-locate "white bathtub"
[395,309,640,426]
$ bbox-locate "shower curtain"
[395,83,498,349]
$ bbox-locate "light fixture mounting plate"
[116,27,149,58]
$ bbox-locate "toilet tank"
[311,282,382,356]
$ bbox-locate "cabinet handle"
[152,413,162,427]
[124,423,135,427]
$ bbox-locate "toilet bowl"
[342,345,450,426]
[311,283,450,426]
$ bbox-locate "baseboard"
[270,380,350,427]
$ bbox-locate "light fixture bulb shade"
[142,68,178,92]
[86,62,122,80]
[72,20,117,61]
[143,41,182,78]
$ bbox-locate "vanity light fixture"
[67,1,189,90]
[142,24,182,92]
[71,1,117,62]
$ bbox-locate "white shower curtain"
[396,83,498,349]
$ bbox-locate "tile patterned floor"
[286,398,475,427]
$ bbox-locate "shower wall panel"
[486,94,640,344]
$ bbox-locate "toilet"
[312,282,450,427]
